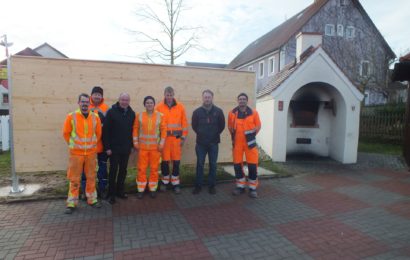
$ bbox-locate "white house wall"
[256,97,274,159]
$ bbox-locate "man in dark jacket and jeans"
[191,89,225,194]
[103,93,136,204]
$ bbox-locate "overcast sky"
[1,0,409,65]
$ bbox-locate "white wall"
[256,97,274,159]
[0,115,10,151]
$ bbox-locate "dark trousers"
[195,143,219,188]
[81,152,108,194]
[108,152,130,197]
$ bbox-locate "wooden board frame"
[10,56,255,172]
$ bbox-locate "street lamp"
[0,34,24,193]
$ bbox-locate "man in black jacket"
[191,89,225,194]
[103,93,136,204]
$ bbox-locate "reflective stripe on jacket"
[156,99,188,138]
[62,109,102,155]
[133,111,167,150]
[228,106,261,148]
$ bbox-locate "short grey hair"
[164,86,174,94]
[202,89,214,97]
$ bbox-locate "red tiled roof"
[400,52,410,62]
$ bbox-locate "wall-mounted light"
[351,105,355,111]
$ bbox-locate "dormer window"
[268,56,275,76]
[259,61,265,78]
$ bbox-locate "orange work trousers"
[66,153,97,207]
[233,139,258,164]
[137,149,161,192]
[162,136,181,161]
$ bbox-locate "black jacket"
[103,102,136,154]
[192,105,225,145]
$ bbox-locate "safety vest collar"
[163,98,177,109]
[232,106,253,119]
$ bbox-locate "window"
[258,61,265,78]
[2,94,8,104]
[360,61,370,77]
[248,65,254,72]
[268,56,275,76]
[339,0,348,6]
[325,24,335,36]
[279,48,286,71]
[346,26,355,38]
[337,24,344,37]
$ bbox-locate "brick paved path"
[1,167,410,259]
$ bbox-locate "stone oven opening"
[290,93,320,127]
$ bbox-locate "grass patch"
[0,151,11,177]
[358,141,402,156]
[259,160,291,177]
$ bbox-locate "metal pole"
[1,34,23,193]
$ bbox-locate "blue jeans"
[195,143,219,188]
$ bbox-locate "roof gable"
[227,0,329,69]
[228,0,395,69]
[33,42,68,58]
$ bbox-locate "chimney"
[296,32,322,62]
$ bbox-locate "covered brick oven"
[256,33,363,163]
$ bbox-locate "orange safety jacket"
[90,99,109,153]
[133,111,167,150]
[228,106,261,148]
[90,98,109,117]
[156,99,188,139]
[62,109,102,155]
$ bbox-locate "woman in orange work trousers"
[133,96,167,199]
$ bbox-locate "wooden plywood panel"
[11,56,255,172]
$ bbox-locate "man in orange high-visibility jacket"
[133,96,167,199]
[156,86,188,194]
[62,93,102,214]
[81,86,110,199]
[228,93,261,198]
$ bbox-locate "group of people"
[62,85,261,214]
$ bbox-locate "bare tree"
[129,0,201,64]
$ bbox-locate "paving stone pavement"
[1,162,410,259]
